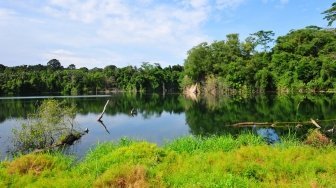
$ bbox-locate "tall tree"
[67,64,76,69]
[47,59,63,70]
[322,2,336,26]
[0,64,6,72]
[250,30,275,52]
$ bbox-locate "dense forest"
[182,3,336,93]
[183,27,336,93]
[1,3,336,95]
[0,60,183,95]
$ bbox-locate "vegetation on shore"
[1,133,336,187]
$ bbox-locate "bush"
[12,100,78,153]
[304,129,331,147]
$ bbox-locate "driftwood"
[310,118,321,128]
[32,131,86,154]
[233,122,273,126]
[130,108,137,116]
[232,118,329,128]
[97,100,110,121]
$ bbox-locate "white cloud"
[280,0,289,4]
[0,8,17,23]
[0,0,249,68]
[0,8,15,16]
[215,0,246,9]
[261,0,290,5]
[43,0,209,43]
[41,0,211,66]
[183,0,209,8]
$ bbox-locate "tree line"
[0,60,183,95]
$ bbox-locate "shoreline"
[1,133,335,187]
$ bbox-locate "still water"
[1,93,336,159]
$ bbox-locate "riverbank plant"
[11,100,79,154]
[1,134,336,187]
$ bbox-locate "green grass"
[1,134,336,187]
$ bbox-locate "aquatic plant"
[12,100,78,153]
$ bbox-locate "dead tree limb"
[97,100,109,121]
[232,118,328,128]
[310,118,321,128]
[233,122,273,127]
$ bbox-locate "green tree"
[67,64,76,69]
[47,59,63,70]
[250,30,275,52]
[0,64,6,72]
[271,27,336,91]
[322,2,336,26]
[184,42,212,82]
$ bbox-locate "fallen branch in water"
[232,118,329,128]
[97,100,109,121]
[32,131,86,154]
[310,118,321,128]
[232,122,274,126]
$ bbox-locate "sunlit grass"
[1,134,336,187]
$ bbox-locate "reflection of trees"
[184,94,336,138]
[0,99,38,122]
[2,93,336,140]
[0,94,185,121]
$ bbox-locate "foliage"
[12,100,77,153]
[183,27,336,92]
[322,2,336,26]
[0,61,183,95]
[250,30,275,52]
[304,129,332,147]
[2,135,336,187]
[47,59,63,70]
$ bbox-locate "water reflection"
[185,94,336,136]
[1,93,336,158]
[97,120,110,134]
[256,128,280,144]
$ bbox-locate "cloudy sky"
[0,0,334,68]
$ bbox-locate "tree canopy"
[183,27,336,93]
[323,2,336,26]
[0,61,183,95]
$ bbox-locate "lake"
[1,93,336,159]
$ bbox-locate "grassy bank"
[1,134,336,187]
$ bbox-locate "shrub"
[304,129,331,147]
[12,100,78,153]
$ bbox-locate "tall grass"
[165,133,264,153]
[1,133,336,187]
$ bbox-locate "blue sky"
[0,0,334,68]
